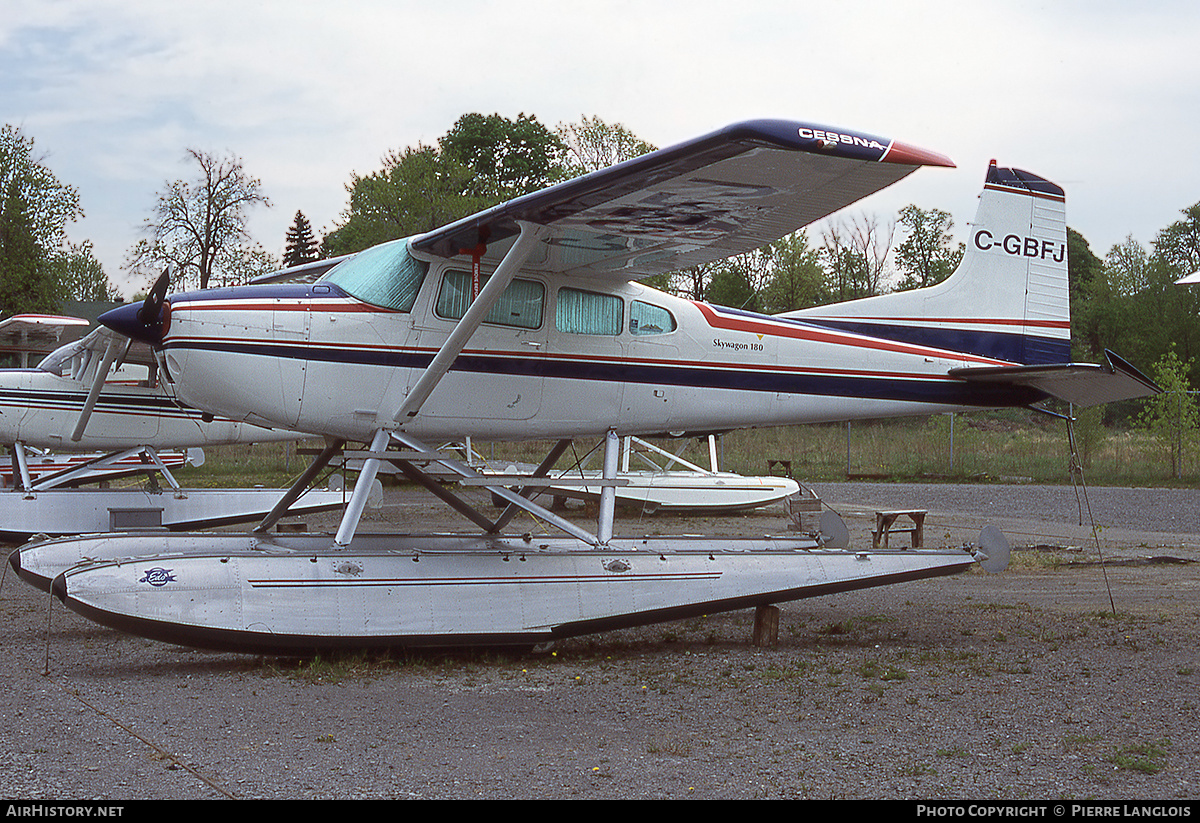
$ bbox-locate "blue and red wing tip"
[718,119,954,167]
[881,140,956,168]
[985,162,1066,199]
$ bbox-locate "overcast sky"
[4,0,1199,299]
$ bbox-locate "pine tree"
[284,210,317,268]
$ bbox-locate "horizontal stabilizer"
[949,350,1160,408]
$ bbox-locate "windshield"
[320,238,429,312]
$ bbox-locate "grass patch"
[1106,739,1171,774]
[180,410,1196,490]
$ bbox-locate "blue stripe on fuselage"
[167,339,1045,409]
[790,318,1071,365]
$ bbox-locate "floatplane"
[1,443,199,489]
[451,433,801,514]
[0,313,348,543]
[13,119,1158,654]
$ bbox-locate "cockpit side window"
[556,288,622,335]
[319,239,428,312]
[435,270,544,329]
[629,300,677,335]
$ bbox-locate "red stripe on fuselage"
[802,315,1070,330]
[165,332,966,385]
[694,303,1016,366]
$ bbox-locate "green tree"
[820,214,893,302]
[1067,227,1102,306]
[705,263,760,311]
[1074,209,1200,394]
[821,244,872,303]
[322,144,483,257]
[1104,235,1151,297]
[0,125,81,251]
[324,113,579,258]
[1067,226,1104,360]
[439,112,566,202]
[759,231,826,313]
[56,240,120,302]
[1152,205,1200,377]
[127,148,272,290]
[0,124,114,314]
[0,182,58,313]
[893,205,962,291]
[283,210,318,268]
[1137,346,1199,478]
[1154,203,1200,277]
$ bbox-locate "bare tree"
[127,148,272,290]
[820,212,895,301]
[556,115,656,177]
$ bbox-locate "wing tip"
[882,140,956,168]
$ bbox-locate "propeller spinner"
[100,269,171,347]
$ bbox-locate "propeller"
[98,269,171,347]
[76,271,171,441]
[137,269,171,341]
[972,525,1011,573]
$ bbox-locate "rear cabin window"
[556,288,622,335]
[319,239,428,312]
[435,270,544,329]
[629,300,676,335]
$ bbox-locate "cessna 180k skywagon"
[14,119,1158,654]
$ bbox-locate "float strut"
[597,429,619,544]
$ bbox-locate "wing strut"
[70,336,126,442]
[393,221,546,422]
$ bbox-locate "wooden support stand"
[784,485,822,532]
[872,510,926,550]
[766,459,793,478]
[752,605,779,647]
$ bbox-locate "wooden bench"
[872,510,926,550]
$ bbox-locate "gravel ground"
[1,481,1198,800]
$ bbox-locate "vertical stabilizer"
[783,162,1070,365]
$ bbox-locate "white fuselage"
[0,366,303,451]
[155,262,1036,445]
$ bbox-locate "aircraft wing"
[0,314,91,364]
[949,350,1160,408]
[410,119,954,278]
[251,254,356,285]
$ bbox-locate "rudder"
[782,162,1070,366]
